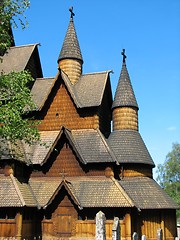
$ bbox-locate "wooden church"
[0,7,178,240]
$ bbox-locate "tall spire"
[58,7,83,85]
[112,50,138,109]
[112,50,139,131]
[58,7,83,64]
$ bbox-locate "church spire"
[58,7,83,84]
[112,50,139,131]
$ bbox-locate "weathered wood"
[15,211,22,240]
[124,212,131,240]
[113,107,138,131]
[59,58,82,85]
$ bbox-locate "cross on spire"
[69,6,75,19]
[121,49,127,63]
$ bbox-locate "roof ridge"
[61,70,82,108]
[110,176,135,207]
[81,70,113,76]
[10,175,26,206]
[27,180,40,209]
[8,43,40,49]
[43,179,82,210]
[64,128,87,164]
[96,129,118,165]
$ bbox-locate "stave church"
[0,7,178,240]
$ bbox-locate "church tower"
[57,7,83,85]
[112,49,139,131]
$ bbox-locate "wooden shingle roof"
[23,130,61,165]
[22,128,116,165]
[67,176,134,208]
[0,44,42,79]
[112,62,138,109]
[0,174,36,207]
[69,129,117,164]
[108,129,155,166]
[30,70,112,110]
[119,177,179,209]
[29,176,134,208]
[58,17,83,63]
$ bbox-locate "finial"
[69,6,75,19]
[121,49,126,63]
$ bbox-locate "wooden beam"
[125,211,131,240]
[15,210,23,240]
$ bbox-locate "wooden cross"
[60,169,67,179]
[69,6,75,19]
[121,49,127,63]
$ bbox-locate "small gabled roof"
[31,70,112,110]
[68,176,134,208]
[108,129,155,166]
[29,176,134,209]
[0,174,36,207]
[23,128,116,166]
[23,130,61,165]
[74,71,112,107]
[0,139,31,165]
[68,128,117,164]
[112,62,138,109]
[0,44,42,78]
[119,177,179,209]
[58,14,83,63]
[31,77,55,110]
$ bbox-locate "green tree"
[156,143,180,220]
[0,0,40,148]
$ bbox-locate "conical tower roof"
[112,50,138,109]
[58,7,83,63]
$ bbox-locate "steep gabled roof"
[119,177,179,209]
[23,128,116,166]
[23,130,61,165]
[68,129,117,164]
[58,16,83,63]
[0,174,36,207]
[108,129,155,166]
[0,44,43,78]
[29,176,134,208]
[112,62,138,109]
[31,70,112,110]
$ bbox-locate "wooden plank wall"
[38,82,98,131]
[0,220,16,237]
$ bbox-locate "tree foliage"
[156,143,180,219]
[0,0,30,54]
[0,0,40,148]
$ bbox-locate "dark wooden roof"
[119,177,179,209]
[29,176,134,208]
[1,175,178,209]
[112,62,138,109]
[0,44,43,79]
[58,17,83,63]
[0,174,36,207]
[108,130,155,166]
[21,128,116,165]
[31,70,112,110]
[68,129,117,164]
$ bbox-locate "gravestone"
[157,228,163,240]
[112,217,120,240]
[141,235,146,240]
[132,232,138,240]
[96,211,106,240]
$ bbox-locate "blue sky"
[13,0,180,177]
